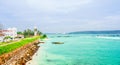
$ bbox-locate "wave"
[96,36,120,39]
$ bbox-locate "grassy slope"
[0,42,8,45]
[0,36,40,55]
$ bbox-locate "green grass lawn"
[0,36,40,55]
[0,42,7,45]
[0,40,16,46]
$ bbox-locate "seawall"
[0,40,40,65]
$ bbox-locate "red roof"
[1,30,13,32]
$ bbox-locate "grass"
[0,42,8,45]
[0,36,40,55]
[0,40,16,46]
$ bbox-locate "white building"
[0,27,17,42]
[3,28,17,38]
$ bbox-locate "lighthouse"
[34,27,37,36]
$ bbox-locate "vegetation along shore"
[0,27,47,65]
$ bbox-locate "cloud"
[104,15,120,20]
[0,0,120,32]
[26,0,93,12]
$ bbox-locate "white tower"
[34,27,37,36]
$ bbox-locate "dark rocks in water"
[52,42,64,44]
[39,41,45,43]
[57,36,71,37]
[46,59,52,62]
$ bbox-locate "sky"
[0,0,120,33]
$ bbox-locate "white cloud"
[104,15,120,20]
[26,0,93,12]
[1,0,120,32]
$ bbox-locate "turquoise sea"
[27,34,120,65]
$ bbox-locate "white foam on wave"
[96,36,120,39]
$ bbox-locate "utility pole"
[0,23,4,42]
[0,23,3,30]
[0,24,3,36]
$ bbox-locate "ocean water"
[27,34,120,65]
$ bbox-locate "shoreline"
[0,40,41,65]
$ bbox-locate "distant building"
[0,27,17,42]
[3,28,17,38]
[17,34,24,39]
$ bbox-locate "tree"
[3,36,12,42]
[41,34,47,39]
[38,31,42,35]
[22,28,43,38]
[23,29,34,38]
[17,31,23,35]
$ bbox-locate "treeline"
[17,29,47,38]
[69,30,120,34]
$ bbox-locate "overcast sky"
[0,0,120,33]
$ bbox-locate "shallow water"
[27,34,120,65]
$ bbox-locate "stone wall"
[0,40,40,65]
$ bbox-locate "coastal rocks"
[0,40,40,65]
[52,42,64,44]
